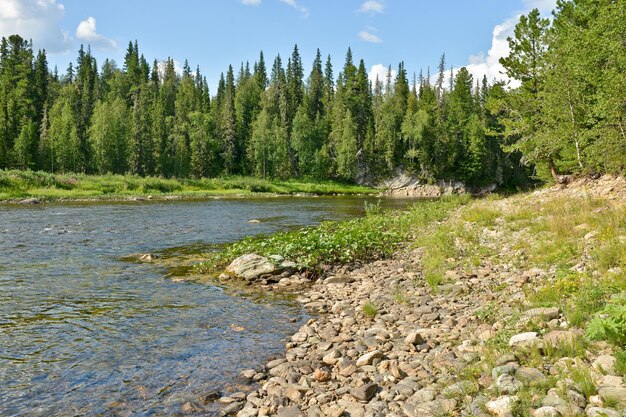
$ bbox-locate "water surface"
[0,196,411,416]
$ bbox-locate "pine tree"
[0,35,35,168]
[219,65,237,174]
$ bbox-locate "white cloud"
[459,0,557,87]
[358,30,382,44]
[278,0,309,17]
[368,63,396,86]
[358,0,384,14]
[523,0,557,13]
[76,17,116,51]
[0,0,71,53]
[241,0,262,5]
[464,18,518,87]
[156,59,183,77]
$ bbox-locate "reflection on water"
[0,196,413,416]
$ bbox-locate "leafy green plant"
[586,295,626,347]
[197,196,467,276]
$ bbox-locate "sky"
[0,0,557,91]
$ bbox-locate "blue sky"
[0,0,557,90]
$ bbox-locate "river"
[0,196,410,416]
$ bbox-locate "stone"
[240,369,256,380]
[525,307,560,320]
[356,350,383,366]
[492,363,519,379]
[533,406,559,417]
[403,399,456,417]
[267,358,287,369]
[404,331,426,345]
[19,197,40,204]
[322,350,342,365]
[350,383,379,402]
[220,402,244,416]
[516,367,547,386]
[324,275,356,284]
[277,405,304,417]
[312,368,331,382]
[593,355,617,375]
[601,375,624,387]
[543,330,578,346]
[406,387,436,404]
[138,253,159,262]
[182,402,204,414]
[225,254,282,280]
[586,407,622,417]
[598,386,626,408]
[200,390,221,403]
[495,374,522,394]
[442,380,477,397]
[508,332,539,347]
[485,395,518,417]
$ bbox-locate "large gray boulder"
[225,254,294,281]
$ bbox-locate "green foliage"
[0,169,376,201]
[363,199,382,216]
[615,350,626,377]
[3,1,626,187]
[362,302,378,318]
[586,295,626,347]
[197,196,466,275]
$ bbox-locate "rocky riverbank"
[198,176,626,417]
[381,172,496,198]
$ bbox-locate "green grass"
[414,225,458,289]
[196,195,469,276]
[362,302,378,318]
[0,169,377,202]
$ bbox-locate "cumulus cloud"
[278,0,309,17]
[523,0,557,13]
[0,0,71,53]
[358,30,382,44]
[241,0,262,5]
[368,64,396,86]
[459,0,557,87]
[156,59,184,77]
[76,17,116,51]
[463,18,518,87]
[358,0,384,14]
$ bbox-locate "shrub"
[586,295,626,347]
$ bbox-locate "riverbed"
[0,196,411,416]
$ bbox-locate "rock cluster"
[193,177,626,417]
[201,247,626,417]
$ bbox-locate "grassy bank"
[199,181,626,374]
[196,195,470,276]
[0,170,376,202]
[410,188,626,412]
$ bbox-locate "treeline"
[0,0,623,185]
[497,0,626,180]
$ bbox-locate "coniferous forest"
[0,0,624,187]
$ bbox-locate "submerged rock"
[139,253,159,262]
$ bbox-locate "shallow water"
[0,196,412,416]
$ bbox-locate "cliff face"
[382,172,496,197]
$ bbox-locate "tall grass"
[0,169,376,201]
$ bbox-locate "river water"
[0,196,410,416]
